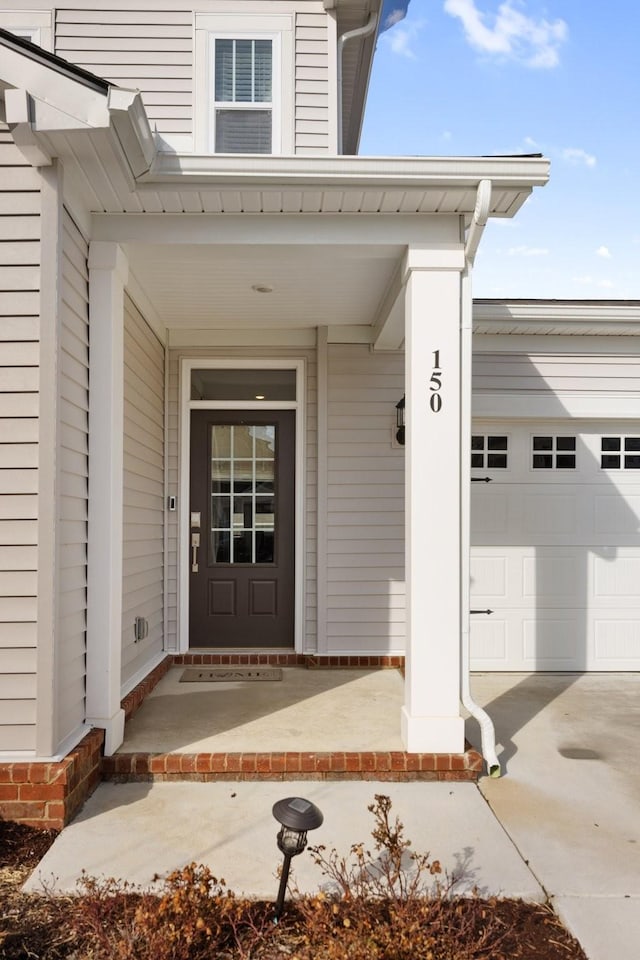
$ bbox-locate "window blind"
[214,38,273,153]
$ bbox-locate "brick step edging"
[102,746,482,782]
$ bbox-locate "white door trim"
[178,357,306,653]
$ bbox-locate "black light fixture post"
[272,797,323,922]
[396,395,405,446]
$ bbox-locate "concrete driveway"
[25,672,640,960]
[468,672,640,960]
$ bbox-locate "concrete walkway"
[25,673,640,960]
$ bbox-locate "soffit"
[46,127,546,217]
[473,300,640,337]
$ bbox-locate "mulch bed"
[0,819,587,959]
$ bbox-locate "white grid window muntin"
[210,424,276,565]
[531,435,577,470]
[471,434,509,469]
[600,436,640,470]
[210,33,279,154]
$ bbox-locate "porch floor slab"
[119,666,406,753]
[106,665,481,781]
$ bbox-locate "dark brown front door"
[189,410,295,648]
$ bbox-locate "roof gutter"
[465,178,492,265]
[336,11,378,154]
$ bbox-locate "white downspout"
[336,11,378,154]
[461,179,501,777]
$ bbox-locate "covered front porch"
[81,156,549,768]
[102,653,483,781]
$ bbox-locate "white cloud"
[380,18,425,59]
[388,25,417,58]
[573,274,615,289]
[507,245,549,256]
[562,147,597,167]
[443,0,567,68]
[597,245,612,259]
[384,7,409,29]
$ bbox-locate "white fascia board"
[0,43,110,128]
[473,299,640,334]
[143,153,550,196]
[1,41,156,179]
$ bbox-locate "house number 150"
[429,350,442,413]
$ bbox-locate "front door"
[189,409,295,647]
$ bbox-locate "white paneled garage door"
[470,421,640,671]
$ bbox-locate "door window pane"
[209,424,277,564]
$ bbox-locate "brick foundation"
[0,727,104,830]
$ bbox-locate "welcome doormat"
[179,667,283,683]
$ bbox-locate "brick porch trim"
[0,727,104,830]
[102,746,482,782]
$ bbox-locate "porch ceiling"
[125,241,402,330]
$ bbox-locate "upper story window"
[195,14,293,155]
[212,37,274,154]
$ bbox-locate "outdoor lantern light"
[396,395,405,446]
[272,796,323,921]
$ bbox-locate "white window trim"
[209,32,280,155]
[0,10,53,50]
[194,13,294,155]
[178,357,306,653]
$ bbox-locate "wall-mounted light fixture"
[395,395,405,446]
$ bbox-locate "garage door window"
[532,436,576,469]
[601,436,640,470]
[471,435,508,469]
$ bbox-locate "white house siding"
[56,208,89,746]
[121,295,165,690]
[472,350,640,400]
[54,8,193,139]
[0,125,40,752]
[166,346,317,652]
[52,4,332,153]
[325,345,405,655]
[295,11,330,154]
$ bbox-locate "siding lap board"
[0,126,40,751]
[57,209,89,747]
[55,9,193,136]
[326,345,405,654]
[295,12,329,153]
[122,295,165,688]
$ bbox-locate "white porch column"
[401,246,467,753]
[86,241,128,755]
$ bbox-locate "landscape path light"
[272,796,324,922]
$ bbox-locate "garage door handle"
[470,609,494,615]
[471,477,493,483]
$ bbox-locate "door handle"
[191,531,200,572]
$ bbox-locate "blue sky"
[361,1,640,300]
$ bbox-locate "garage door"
[470,421,640,671]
